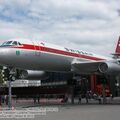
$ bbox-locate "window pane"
[12,41,18,45]
[1,42,7,46]
[6,41,12,45]
[18,42,22,45]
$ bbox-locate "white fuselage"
[0,38,112,72]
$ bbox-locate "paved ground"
[0,104,120,120]
[35,105,120,120]
[0,98,120,120]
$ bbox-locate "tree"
[0,66,5,85]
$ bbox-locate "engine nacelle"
[98,62,120,74]
[20,70,46,80]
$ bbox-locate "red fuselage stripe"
[12,44,105,61]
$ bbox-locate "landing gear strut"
[7,68,16,110]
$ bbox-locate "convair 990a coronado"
[0,37,120,76]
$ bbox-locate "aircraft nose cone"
[0,48,9,55]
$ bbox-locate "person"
[5,95,8,105]
[88,91,92,99]
[0,95,2,106]
[85,92,89,104]
[64,96,68,103]
[98,95,101,104]
[110,94,113,103]
[37,95,40,103]
[110,94,113,100]
[93,93,97,100]
[1,95,5,104]
[33,96,36,104]
[61,95,68,103]
[78,94,82,104]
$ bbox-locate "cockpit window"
[1,41,7,46]
[5,41,12,45]
[12,41,18,45]
[18,42,22,45]
[1,41,22,46]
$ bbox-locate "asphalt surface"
[33,105,120,120]
[1,98,120,120]
[0,104,120,120]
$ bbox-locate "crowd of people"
[61,91,114,104]
[78,91,114,104]
[0,92,114,106]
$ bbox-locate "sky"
[0,0,120,56]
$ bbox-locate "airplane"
[0,37,120,79]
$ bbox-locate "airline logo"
[64,47,93,56]
[16,50,20,55]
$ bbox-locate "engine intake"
[98,62,120,74]
[20,70,45,80]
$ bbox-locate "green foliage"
[0,66,9,85]
[0,67,4,84]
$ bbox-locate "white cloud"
[0,0,120,56]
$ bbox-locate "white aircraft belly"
[4,48,72,72]
[0,48,95,73]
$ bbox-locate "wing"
[71,61,105,74]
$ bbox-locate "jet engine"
[98,62,120,74]
[20,70,46,80]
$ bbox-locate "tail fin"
[115,36,120,54]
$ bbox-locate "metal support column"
[8,79,12,109]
